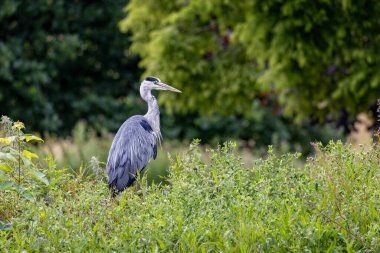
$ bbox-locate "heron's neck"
[141,89,161,138]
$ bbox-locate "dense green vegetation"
[2,0,376,156]
[0,0,141,134]
[1,0,379,251]
[122,0,380,122]
[1,119,379,252]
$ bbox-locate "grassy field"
[1,119,379,252]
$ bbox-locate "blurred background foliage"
[1,0,379,163]
[0,0,142,135]
[122,0,380,122]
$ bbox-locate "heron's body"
[106,115,157,191]
[106,77,181,195]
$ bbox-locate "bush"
[1,138,379,251]
[0,116,49,228]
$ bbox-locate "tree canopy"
[1,0,372,152]
[121,0,380,121]
[0,0,141,134]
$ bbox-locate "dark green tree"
[121,0,380,122]
[0,0,142,134]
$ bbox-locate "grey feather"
[106,115,156,192]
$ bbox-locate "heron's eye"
[154,81,159,84]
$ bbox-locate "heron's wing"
[106,115,157,192]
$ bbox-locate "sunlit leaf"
[0,136,16,145]
[21,150,39,160]
[25,134,44,143]
[11,121,25,130]
[0,163,14,172]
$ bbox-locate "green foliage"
[235,0,380,120]
[162,103,342,156]
[306,140,380,249]
[39,121,112,170]
[1,0,344,153]
[121,0,380,121]
[0,0,142,134]
[1,139,379,251]
[0,116,47,220]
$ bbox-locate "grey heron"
[106,77,181,196]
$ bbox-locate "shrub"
[0,116,47,222]
[1,138,379,251]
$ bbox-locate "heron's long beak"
[158,82,182,93]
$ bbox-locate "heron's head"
[142,76,182,93]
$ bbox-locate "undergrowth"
[0,116,47,222]
[0,121,379,252]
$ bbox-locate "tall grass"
[1,136,379,251]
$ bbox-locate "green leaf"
[0,163,14,172]
[0,182,26,194]
[21,190,34,200]
[30,169,49,185]
[20,155,33,167]
[25,134,44,143]
[0,136,16,145]
[0,181,16,190]
[0,152,16,162]
[12,121,25,130]
[21,150,39,160]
